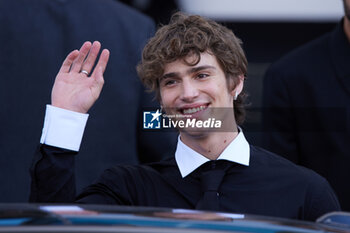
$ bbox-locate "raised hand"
[51,41,110,113]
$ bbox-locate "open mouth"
[180,104,209,115]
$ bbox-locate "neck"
[180,127,239,160]
[344,16,350,43]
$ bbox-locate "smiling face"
[159,52,243,135]
[138,13,248,125]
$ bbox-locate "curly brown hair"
[137,12,248,124]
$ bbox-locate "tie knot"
[199,160,230,192]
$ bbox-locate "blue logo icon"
[143,110,162,129]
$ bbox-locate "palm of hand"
[51,41,110,113]
[52,72,99,113]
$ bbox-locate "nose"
[180,79,199,102]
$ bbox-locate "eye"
[164,79,177,86]
[197,73,209,79]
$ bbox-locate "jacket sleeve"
[303,175,341,221]
[29,144,132,205]
[29,144,77,203]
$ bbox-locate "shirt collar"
[175,129,250,178]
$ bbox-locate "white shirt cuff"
[40,105,89,151]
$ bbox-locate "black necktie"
[195,160,230,211]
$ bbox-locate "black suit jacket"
[30,144,340,221]
[262,20,350,210]
[0,0,176,202]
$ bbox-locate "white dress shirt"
[175,130,250,178]
[40,105,89,151]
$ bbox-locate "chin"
[179,127,213,139]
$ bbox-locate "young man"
[30,12,340,221]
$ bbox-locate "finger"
[92,66,105,97]
[80,41,101,76]
[58,50,79,73]
[71,41,92,73]
[92,49,110,83]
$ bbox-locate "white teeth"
[183,105,206,114]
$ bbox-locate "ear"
[230,74,245,99]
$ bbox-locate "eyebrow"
[161,65,216,80]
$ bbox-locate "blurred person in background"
[262,0,350,211]
[119,0,179,24]
[0,0,176,202]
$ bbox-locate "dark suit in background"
[0,0,177,202]
[262,20,350,210]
